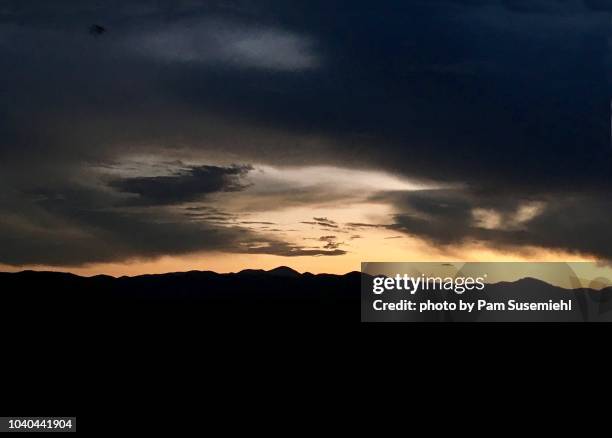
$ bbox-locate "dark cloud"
[0,206,345,267]
[345,223,387,229]
[303,234,346,251]
[301,217,339,229]
[2,0,610,185]
[323,243,342,250]
[109,164,252,205]
[3,0,609,184]
[0,195,247,266]
[252,245,346,257]
[313,217,338,227]
[500,0,575,14]
[0,178,344,265]
[380,189,612,259]
[317,235,342,250]
[583,0,612,11]
[252,241,346,257]
[181,205,237,222]
[0,0,611,264]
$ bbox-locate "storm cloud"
[0,183,346,266]
[0,0,611,266]
[380,189,612,259]
[109,164,252,205]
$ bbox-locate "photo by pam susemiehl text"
[361,262,612,322]
[372,298,572,312]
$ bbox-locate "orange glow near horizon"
[0,234,599,278]
[0,166,604,278]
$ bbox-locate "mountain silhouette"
[266,266,301,277]
[0,268,360,324]
[236,266,300,277]
[3,268,612,323]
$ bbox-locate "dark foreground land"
[2,266,610,414]
[3,267,612,324]
[0,266,360,324]
[0,266,360,415]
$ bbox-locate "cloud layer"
[131,18,319,71]
[109,164,252,205]
[0,0,611,267]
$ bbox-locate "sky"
[0,0,611,275]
